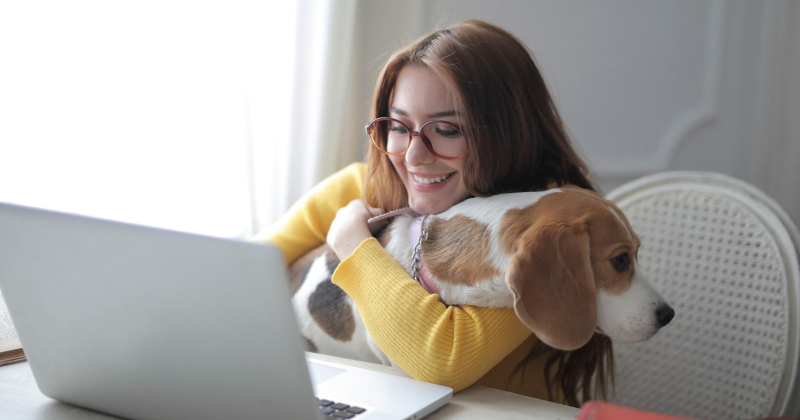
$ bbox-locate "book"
[0,288,25,366]
[578,401,797,420]
[579,402,696,420]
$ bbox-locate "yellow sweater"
[256,163,562,403]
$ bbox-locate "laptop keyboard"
[317,398,367,419]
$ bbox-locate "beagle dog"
[290,186,675,366]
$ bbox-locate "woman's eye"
[389,125,408,133]
[611,253,630,272]
[434,126,461,138]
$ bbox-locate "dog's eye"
[611,253,630,272]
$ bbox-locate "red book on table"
[578,401,796,420]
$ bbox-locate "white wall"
[345,0,800,224]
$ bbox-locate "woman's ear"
[505,221,597,350]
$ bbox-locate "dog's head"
[504,186,674,350]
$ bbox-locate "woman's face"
[389,64,471,215]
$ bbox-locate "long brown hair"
[363,20,611,406]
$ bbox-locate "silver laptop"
[0,202,452,420]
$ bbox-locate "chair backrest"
[605,172,800,420]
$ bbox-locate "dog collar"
[408,214,440,295]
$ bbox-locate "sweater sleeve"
[333,238,533,392]
[252,162,366,264]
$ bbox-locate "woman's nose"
[405,134,436,166]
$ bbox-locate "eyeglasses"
[365,117,468,160]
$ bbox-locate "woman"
[258,19,611,407]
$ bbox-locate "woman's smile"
[409,171,457,190]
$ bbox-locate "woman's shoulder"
[309,162,368,198]
[344,161,367,177]
[331,161,367,186]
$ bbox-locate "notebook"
[0,201,452,420]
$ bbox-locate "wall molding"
[594,0,726,178]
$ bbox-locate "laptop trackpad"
[307,361,346,386]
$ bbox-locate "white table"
[0,354,581,420]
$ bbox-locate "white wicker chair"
[605,172,800,420]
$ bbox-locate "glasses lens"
[421,121,466,158]
[368,119,467,158]
[369,119,410,154]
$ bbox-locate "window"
[0,2,297,238]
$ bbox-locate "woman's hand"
[327,199,387,261]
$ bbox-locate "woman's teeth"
[413,173,453,184]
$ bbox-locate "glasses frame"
[364,117,468,160]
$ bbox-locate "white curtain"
[0,0,359,239]
[250,0,362,235]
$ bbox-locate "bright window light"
[0,2,296,238]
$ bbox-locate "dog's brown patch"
[499,207,538,255]
[422,215,501,285]
[307,252,355,341]
[499,188,611,254]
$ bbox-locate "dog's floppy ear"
[505,220,597,350]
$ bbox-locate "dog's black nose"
[656,305,675,327]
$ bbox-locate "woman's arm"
[333,237,533,392]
